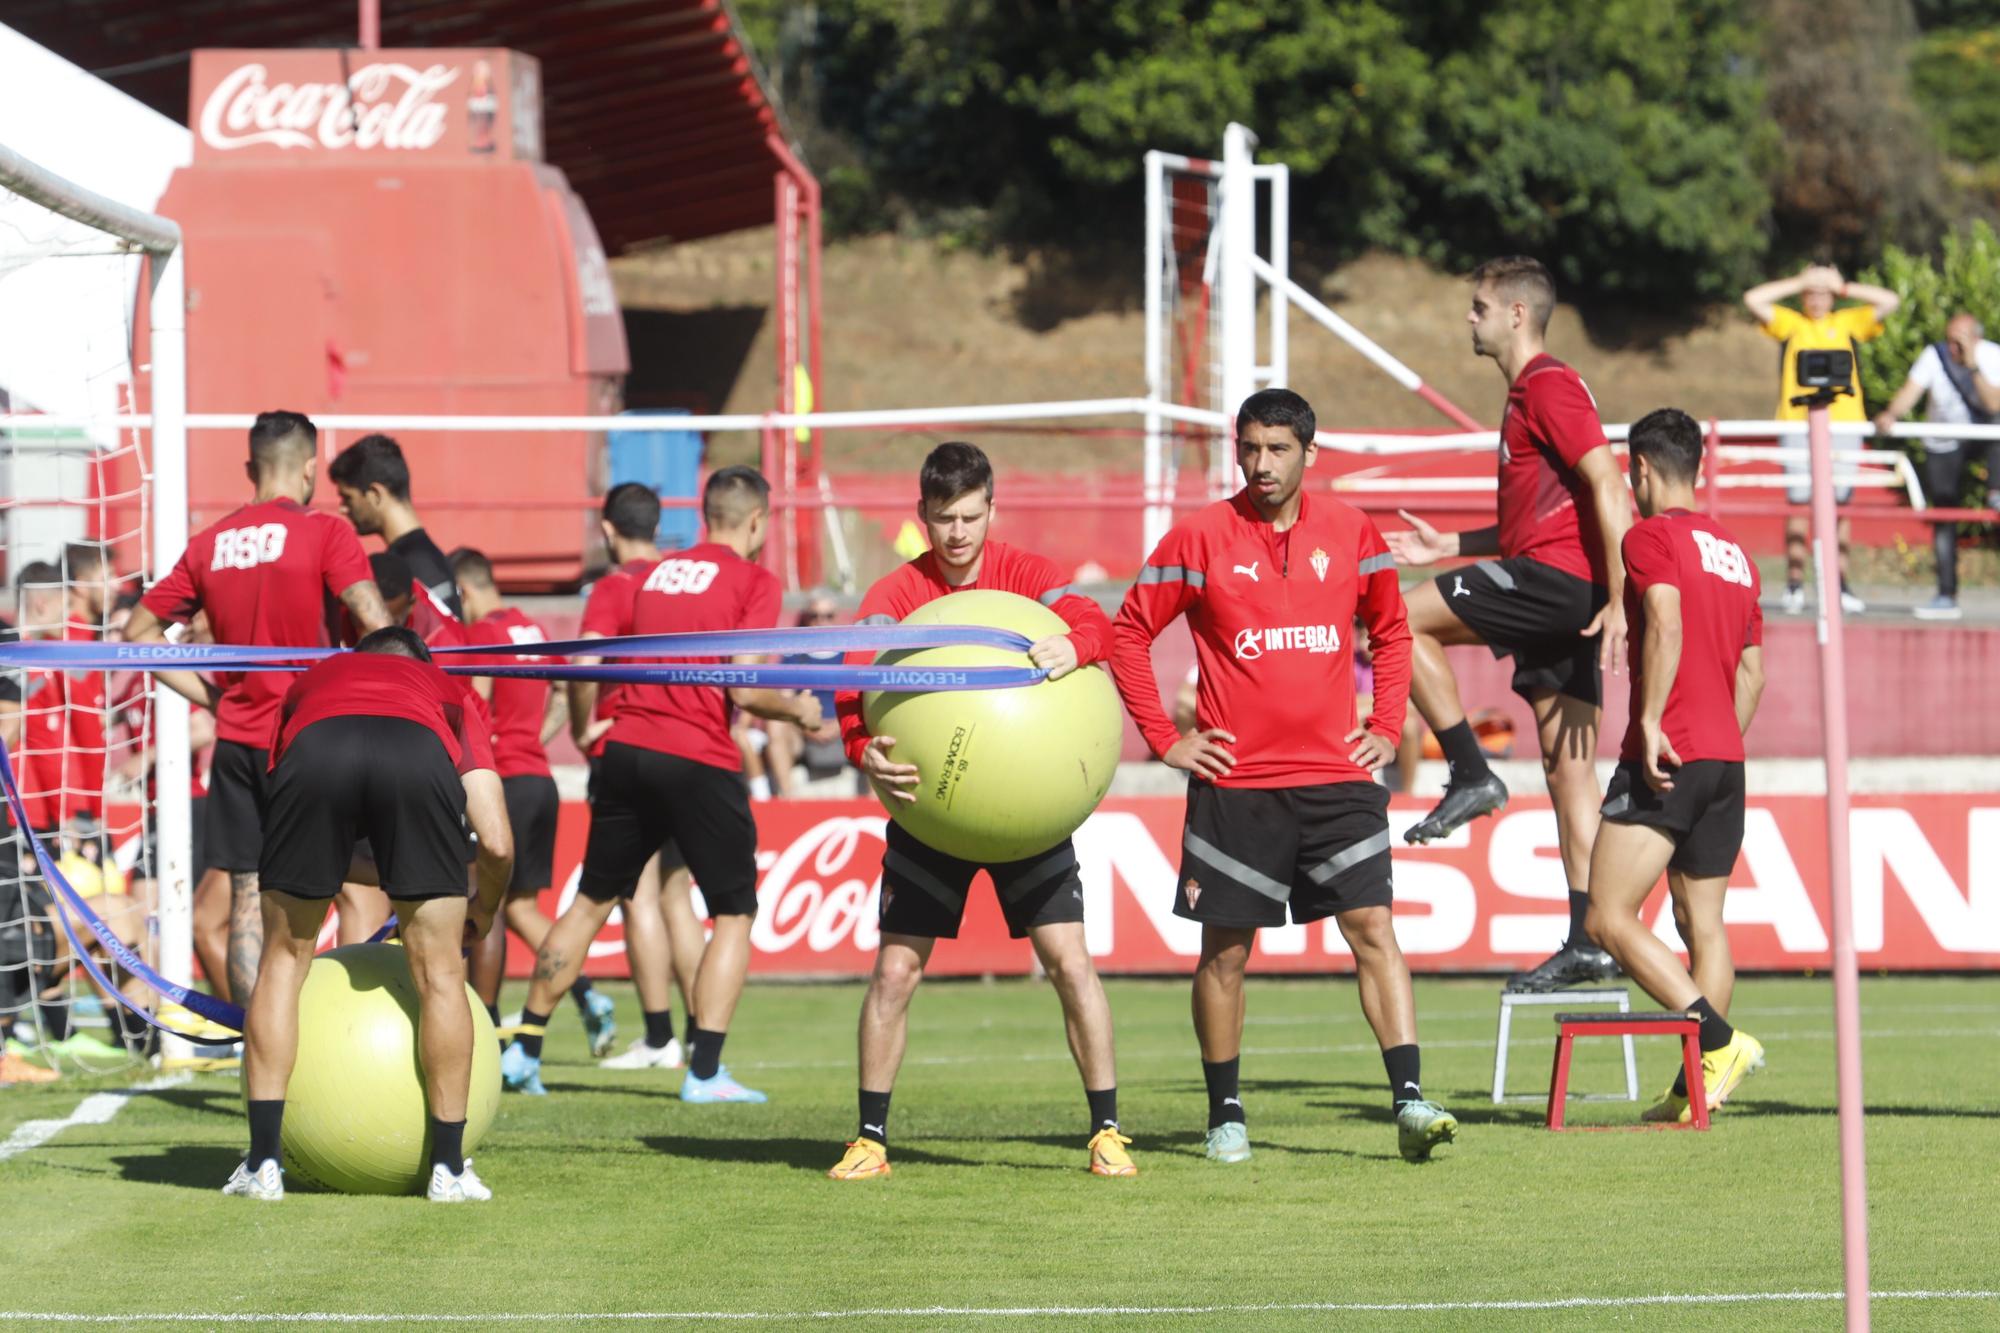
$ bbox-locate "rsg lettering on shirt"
[1233,623,1344,661]
[1690,529,1754,587]
[642,559,720,595]
[210,523,288,571]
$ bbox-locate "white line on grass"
[0,1073,190,1163]
[4,1290,1996,1323]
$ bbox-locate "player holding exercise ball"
[827,442,1135,1180]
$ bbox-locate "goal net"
[1,142,191,1072]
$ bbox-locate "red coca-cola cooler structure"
[139,48,628,586]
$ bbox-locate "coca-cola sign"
[189,50,543,163]
[462,793,2000,979]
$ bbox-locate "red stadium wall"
[471,794,1999,978]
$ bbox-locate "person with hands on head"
[1742,262,1901,615]
[1579,409,1768,1125]
[828,442,1134,1182]
[1387,256,1632,995]
[1872,311,2000,620]
[224,626,510,1205]
[1110,388,1455,1167]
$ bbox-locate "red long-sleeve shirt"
[1110,489,1410,788]
[837,540,1111,768]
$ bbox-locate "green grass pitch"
[1,974,1996,1330]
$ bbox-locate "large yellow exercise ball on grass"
[863,589,1122,863]
[252,942,501,1195]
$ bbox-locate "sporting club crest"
[1310,547,1329,582]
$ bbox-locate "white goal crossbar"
[0,142,191,1056]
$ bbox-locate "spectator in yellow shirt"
[1743,263,1901,614]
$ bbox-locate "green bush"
[1856,219,2000,412]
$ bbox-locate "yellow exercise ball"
[256,942,501,1195]
[862,589,1122,863]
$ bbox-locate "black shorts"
[578,742,757,914]
[1435,556,1608,705]
[259,717,469,902]
[501,774,560,895]
[1177,780,1393,928]
[206,739,273,873]
[878,819,1084,941]
[1600,760,1746,879]
[0,830,57,977]
[588,755,685,874]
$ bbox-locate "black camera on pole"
[1791,348,1855,409]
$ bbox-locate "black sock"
[1436,720,1490,785]
[570,976,595,1005]
[858,1088,892,1145]
[247,1099,285,1169]
[684,1014,698,1046]
[113,1004,152,1048]
[483,1001,500,1027]
[1384,1044,1422,1110]
[643,1009,676,1048]
[1566,891,1592,950]
[1087,1086,1119,1134]
[38,998,71,1042]
[1202,1057,1244,1130]
[429,1117,466,1176]
[517,1007,551,1060]
[1690,996,1734,1053]
[688,1026,726,1080]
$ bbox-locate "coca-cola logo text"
[751,815,887,955]
[199,62,461,153]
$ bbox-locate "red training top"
[141,498,373,747]
[836,539,1113,768]
[578,558,657,759]
[1110,490,1411,788]
[1498,354,1611,585]
[270,652,493,774]
[1619,510,1763,765]
[462,605,555,779]
[594,543,782,772]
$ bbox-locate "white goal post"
[0,141,191,1055]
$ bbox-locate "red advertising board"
[482,794,2000,978]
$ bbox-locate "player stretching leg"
[826,443,1132,1181]
[227,628,511,1202]
[502,471,819,1102]
[1387,257,1633,993]
[1111,389,1455,1165]
[1581,410,1767,1122]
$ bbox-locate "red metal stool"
[1548,1011,1708,1130]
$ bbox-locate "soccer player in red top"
[501,468,820,1104]
[1580,409,1768,1124]
[125,411,393,1003]
[450,547,618,1054]
[1387,256,1634,993]
[225,626,512,1203]
[824,442,1134,1183]
[1111,388,1457,1166]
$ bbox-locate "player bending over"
[827,442,1134,1181]
[1387,256,1632,993]
[1111,389,1457,1165]
[225,627,511,1203]
[502,469,818,1102]
[1582,409,1767,1123]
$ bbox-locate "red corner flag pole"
[1808,402,1870,1331]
